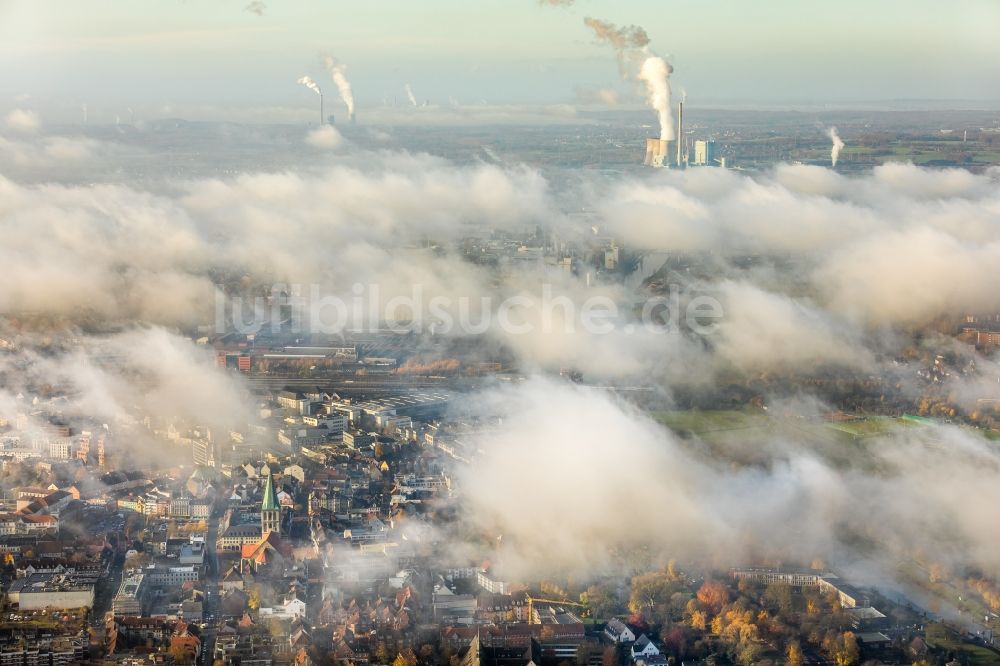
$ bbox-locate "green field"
[926,623,1000,666]
[651,409,773,436]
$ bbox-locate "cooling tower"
[643,138,669,167]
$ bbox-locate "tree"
[824,632,859,666]
[666,560,681,580]
[630,572,683,623]
[601,646,618,666]
[736,641,761,666]
[696,581,730,616]
[582,583,619,619]
[762,583,794,618]
[247,584,262,610]
[392,648,417,666]
[169,643,195,665]
[786,642,804,666]
[661,625,690,660]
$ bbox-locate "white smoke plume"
[297,75,322,96]
[245,1,266,16]
[583,16,674,140]
[828,126,845,167]
[322,55,356,121]
[637,54,675,141]
[404,83,417,108]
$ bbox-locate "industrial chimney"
[675,100,684,167]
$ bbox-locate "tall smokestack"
[297,76,324,125]
[676,100,684,166]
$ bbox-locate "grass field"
[926,623,1000,666]
[651,410,916,442]
[651,409,772,435]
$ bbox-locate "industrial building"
[643,98,725,169]
[7,572,96,610]
[693,139,717,165]
[643,138,670,167]
[730,567,871,608]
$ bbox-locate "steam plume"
[828,126,845,167]
[404,84,418,108]
[540,0,575,5]
[297,75,322,96]
[584,16,673,140]
[322,55,356,121]
[638,55,675,141]
[245,1,266,16]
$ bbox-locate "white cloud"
[3,108,41,133]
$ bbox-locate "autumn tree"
[392,648,418,666]
[418,644,436,664]
[762,583,794,617]
[169,644,195,665]
[823,631,859,666]
[695,580,730,616]
[582,583,620,619]
[629,572,684,623]
[786,641,804,666]
[661,625,691,660]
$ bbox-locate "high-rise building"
[693,140,717,166]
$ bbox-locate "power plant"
[675,99,684,166]
[643,138,670,167]
[644,98,723,168]
[297,76,325,125]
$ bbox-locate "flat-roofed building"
[8,572,96,609]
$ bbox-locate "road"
[91,558,122,630]
[200,504,223,664]
[243,373,455,392]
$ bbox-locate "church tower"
[261,472,280,536]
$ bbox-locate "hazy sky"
[1,0,998,120]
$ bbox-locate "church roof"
[261,472,279,511]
